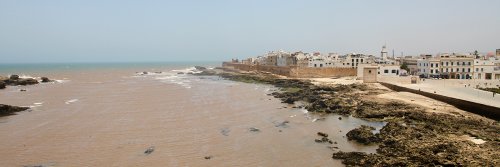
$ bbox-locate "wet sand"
[0,67,382,167]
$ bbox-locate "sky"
[0,0,499,63]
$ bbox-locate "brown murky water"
[0,65,383,167]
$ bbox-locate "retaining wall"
[380,82,500,121]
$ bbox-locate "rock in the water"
[142,71,148,75]
[16,78,39,85]
[346,125,380,144]
[144,146,155,155]
[220,128,230,136]
[9,75,19,80]
[249,127,260,132]
[20,89,27,92]
[0,104,30,117]
[204,155,212,159]
[317,132,328,137]
[177,72,185,74]
[195,66,207,70]
[274,120,290,128]
[0,81,5,89]
[41,77,51,83]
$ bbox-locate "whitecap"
[65,99,79,104]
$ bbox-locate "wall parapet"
[222,62,356,78]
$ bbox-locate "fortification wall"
[222,62,356,78]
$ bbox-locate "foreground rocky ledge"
[212,70,499,166]
[0,104,30,117]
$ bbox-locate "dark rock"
[220,128,230,136]
[0,104,30,117]
[142,71,148,75]
[144,146,155,155]
[204,155,212,159]
[9,75,19,80]
[249,127,260,132]
[177,72,185,74]
[283,97,295,104]
[20,89,27,92]
[41,77,51,83]
[0,81,5,89]
[338,117,342,120]
[16,78,39,85]
[346,125,380,145]
[317,132,328,137]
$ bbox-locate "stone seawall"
[380,82,500,121]
[222,62,356,78]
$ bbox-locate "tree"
[474,50,479,59]
[400,62,410,72]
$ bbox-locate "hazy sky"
[1,0,499,63]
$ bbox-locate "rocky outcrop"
[2,75,39,86]
[219,71,500,166]
[0,81,5,89]
[9,75,19,80]
[346,125,380,144]
[0,104,29,117]
[1,75,48,88]
[41,77,51,83]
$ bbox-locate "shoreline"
[213,67,499,166]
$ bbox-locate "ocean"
[0,62,384,166]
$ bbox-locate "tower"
[381,45,388,60]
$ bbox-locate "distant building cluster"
[232,46,500,80]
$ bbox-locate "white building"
[473,57,499,80]
[378,65,401,76]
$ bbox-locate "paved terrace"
[379,76,500,108]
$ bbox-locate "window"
[356,59,359,62]
[451,69,453,72]
[462,68,465,72]
[451,62,454,66]
[462,62,465,66]
[320,64,323,67]
[314,64,317,67]
[431,69,434,73]
[446,68,449,72]
[456,68,459,72]
[436,64,439,67]
[481,68,484,72]
[468,62,471,66]
[476,68,479,72]
[368,70,372,74]
[467,68,470,72]
[361,59,364,63]
[392,70,397,73]
[446,62,449,66]
[431,64,434,68]
[384,69,389,73]
[436,70,439,73]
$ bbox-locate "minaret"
[381,45,388,61]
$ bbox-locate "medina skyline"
[0,0,499,63]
